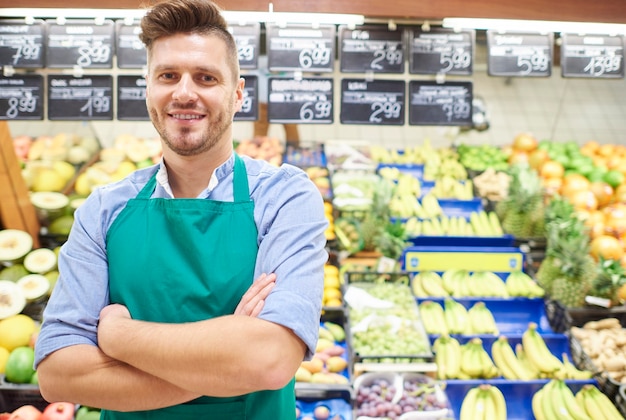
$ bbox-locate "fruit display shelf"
[295,386,353,420]
[401,246,525,274]
[444,379,597,420]
[0,375,48,413]
[417,297,553,335]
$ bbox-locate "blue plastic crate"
[444,379,597,420]
[407,235,515,248]
[418,297,553,335]
[377,163,424,180]
[437,198,483,219]
[295,389,353,420]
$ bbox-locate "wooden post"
[0,121,40,248]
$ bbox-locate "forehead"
[148,32,229,68]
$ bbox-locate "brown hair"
[139,0,240,80]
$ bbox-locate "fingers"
[234,273,276,316]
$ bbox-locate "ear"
[234,77,245,113]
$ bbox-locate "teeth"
[172,114,201,120]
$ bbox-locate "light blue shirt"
[35,153,328,367]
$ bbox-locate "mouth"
[169,113,205,120]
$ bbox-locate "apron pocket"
[101,400,246,420]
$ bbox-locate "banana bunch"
[388,195,428,219]
[442,269,471,296]
[433,334,462,379]
[459,384,506,420]
[469,210,504,237]
[444,298,470,335]
[431,176,474,199]
[467,302,499,335]
[458,337,499,379]
[491,335,537,380]
[421,193,444,218]
[575,384,624,420]
[419,300,448,335]
[464,271,509,298]
[505,270,545,298]
[519,322,593,380]
[412,271,449,297]
[532,380,594,420]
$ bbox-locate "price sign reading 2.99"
[340,79,405,125]
[48,75,113,120]
[266,24,335,72]
[339,25,405,73]
[267,77,334,124]
[45,19,114,68]
[561,34,624,79]
[409,81,473,126]
[0,75,44,120]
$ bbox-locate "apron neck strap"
[136,154,250,201]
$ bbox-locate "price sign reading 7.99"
[409,81,473,126]
[0,75,43,120]
[0,20,46,68]
[561,34,624,79]
[267,77,334,124]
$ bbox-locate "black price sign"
[117,75,148,121]
[0,74,43,120]
[48,74,113,120]
[408,28,474,75]
[0,20,45,68]
[116,21,146,69]
[409,81,473,126]
[266,24,335,72]
[229,23,260,69]
[561,34,624,78]
[340,79,405,125]
[268,77,333,124]
[235,75,258,121]
[45,19,114,68]
[339,25,404,73]
[487,31,553,77]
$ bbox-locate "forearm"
[37,344,200,411]
[99,314,305,397]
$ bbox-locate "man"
[34,1,328,418]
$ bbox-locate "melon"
[0,230,33,263]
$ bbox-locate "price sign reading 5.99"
[266,24,335,72]
[0,75,43,120]
[340,79,405,125]
[561,34,624,79]
[409,28,474,75]
[267,77,334,124]
[487,31,553,77]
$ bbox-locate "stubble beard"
[150,103,233,157]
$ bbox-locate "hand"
[98,304,131,358]
[100,303,131,322]
[234,273,276,317]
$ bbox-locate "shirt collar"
[155,153,235,198]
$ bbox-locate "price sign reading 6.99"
[268,77,334,124]
[266,24,335,72]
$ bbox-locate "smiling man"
[34,1,329,419]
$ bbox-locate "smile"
[170,114,204,120]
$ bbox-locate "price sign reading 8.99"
[267,24,335,72]
[562,34,624,79]
[340,79,405,125]
[268,77,334,124]
[0,75,44,120]
[45,20,114,68]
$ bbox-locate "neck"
[163,141,233,198]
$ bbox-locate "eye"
[200,74,218,83]
[161,73,177,80]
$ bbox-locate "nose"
[172,74,198,102]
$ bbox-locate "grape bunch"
[355,376,452,419]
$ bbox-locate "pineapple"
[590,257,626,306]
[542,217,597,308]
[497,164,546,238]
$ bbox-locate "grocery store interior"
[1,0,626,419]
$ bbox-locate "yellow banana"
[477,343,499,379]
[522,322,563,374]
[487,384,507,420]
[411,275,429,297]
[514,343,540,379]
[419,301,448,335]
[461,339,484,378]
[491,338,517,379]
[561,353,593,380]
[548,380,575,420]
[434,336,448,380]
[444,336,462,379]
[459,386,481,420]
[532,388,547,420]
[540,381,562,420]
[555,379,591,420]
[481,385,497,420]
[492,336,534,380]
[419,271,449,297]
[580,385,606,420]
[587,385,624,420]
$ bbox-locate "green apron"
[103,154,296,420]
